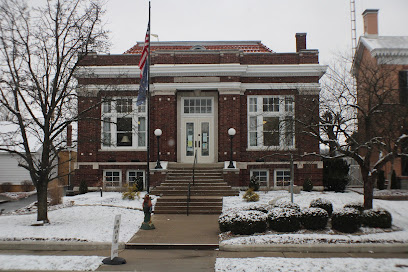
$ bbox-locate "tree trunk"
[362,169,374,209]
[36,181,49,223]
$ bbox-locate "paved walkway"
[128,214,220,245]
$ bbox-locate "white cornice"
[77,64,327,78]
[79,83,320,95]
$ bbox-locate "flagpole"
[146,1,151,194]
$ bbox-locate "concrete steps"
[152,166,238,214]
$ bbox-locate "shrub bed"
[274,201,301,212]
[300,208,329,230]
[310,198,333,216]
[219,210,268,235]
[331,208,361,233]
[362,208,392,228]
[246,203,272,213]
[344,203,364,213]
[268,208,301,232]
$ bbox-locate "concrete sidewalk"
[127,214,220,245]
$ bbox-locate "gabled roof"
[124,41,273,54]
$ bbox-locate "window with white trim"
[247,95,294,149]
[250,169,269,187]
[183,98,213,114]
[127,170,145,190]
[103,170,122,187]
[101,97,147,149]
[274,169,291,187]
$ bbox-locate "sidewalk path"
[128,214,220,245]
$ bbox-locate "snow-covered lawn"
[0,192,155,242]
[221,190,408,245]
[0,255,104,271]
[215,257,408,272]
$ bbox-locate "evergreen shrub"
[310,198,333,216]
[79,180,88,194]
[219,210,268,235]
[300,208,329,230]
[249,176,260,191]
[302,178,314,192]
[274,201,301,212]
[362,208,392,228]
[377,171,385,190]
[391,170,401,189]
[268,208,301,232]
[246,203,272,213]
[323,158,350,192]
[343,202,364,213]
[331,208,361,233]
[218,211,238,232]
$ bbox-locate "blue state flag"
[136,60,148,106]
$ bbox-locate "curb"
[125,243,219,250]
[220,243,408,253]
[0,241,125,251]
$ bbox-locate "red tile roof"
[124,41,273,54]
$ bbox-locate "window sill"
[246,146,296,151]
[99,148,147,152]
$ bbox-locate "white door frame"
[177,92,218,163]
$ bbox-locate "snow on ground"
[0,255,104,271]
[221,190,408,245]
[215,257,408,272]
[0,192,155,242]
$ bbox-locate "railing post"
[187,183,191,216]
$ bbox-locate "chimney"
[67,124,72,147]
[362,9,379,36]
[296,33,307,52]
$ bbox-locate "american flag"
[137,22,150,106]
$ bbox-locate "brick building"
[352,9,408,185]
[75,34,326,192]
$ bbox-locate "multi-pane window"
[247,95,295,149]
[104,170,121,187]
[183,98,212,114]
[101,97,147,149]
[399,71,408,104]
[275,169,291,187]
[250,170,269,187]
[127,170,145,189]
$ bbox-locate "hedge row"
[219,199,393,234]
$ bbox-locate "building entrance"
[179,96,216,163]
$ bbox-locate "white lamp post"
[228,128,236,168]
[154,128,162,169]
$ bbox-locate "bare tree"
[304,55,408,209]
[0,0,108,222]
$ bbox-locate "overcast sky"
[104,0,408,65]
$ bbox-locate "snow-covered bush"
[274,201,301,212]
[268,208,301,232]
[300,208,329,230]
[310,198,333,216]
[331,208,361,233]
[246,203,272,213]
[343,202,364,213]
[243,188,259,202]
[362,208,392,228]
[218,211,237,232]
[218,210,268,234]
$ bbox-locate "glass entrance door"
[181,117,214,163]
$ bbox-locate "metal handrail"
[192,149,198,186]
[187,182,191,216]
[187,150,197,216]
